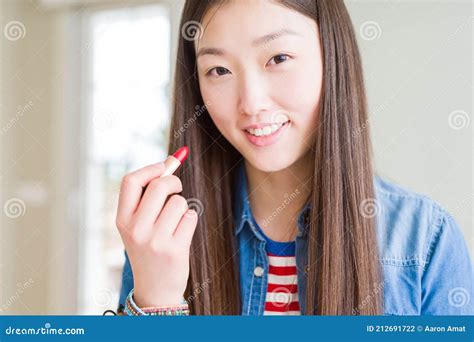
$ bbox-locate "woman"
[115,0,473,315]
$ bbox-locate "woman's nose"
[237,72,272,116]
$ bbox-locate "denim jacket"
[119,162,474,315]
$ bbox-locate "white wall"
[347,0,473,252]
[1,0,55,314]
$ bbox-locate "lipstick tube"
[161,146,189,177]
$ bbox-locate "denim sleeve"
[118,251,134,311]
[421,210,474,315]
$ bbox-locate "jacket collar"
[233,161,311,237]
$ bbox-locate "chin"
[244,153,295,173]
[230,134,304,173]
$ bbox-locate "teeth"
[246,122,287,137]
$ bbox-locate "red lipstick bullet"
[162,146,189,176]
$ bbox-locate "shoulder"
[374,176,473,315]
[373,175,458,268]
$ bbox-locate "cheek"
[273,62,322,130]
[200,82,237,135]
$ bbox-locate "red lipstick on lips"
[162,146,189,176]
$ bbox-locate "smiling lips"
[245,121,288,137]
[243,120,290,147]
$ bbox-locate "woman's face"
[196,0,322,172]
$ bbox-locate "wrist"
[133,287,185,307]
[125,289,189,316]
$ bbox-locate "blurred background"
[0,0,472,314]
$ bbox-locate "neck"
[245,153,313,242]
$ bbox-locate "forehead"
[194,0,316,52]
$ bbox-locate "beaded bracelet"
[124,289,190,316]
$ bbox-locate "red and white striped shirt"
[263,243,301,315]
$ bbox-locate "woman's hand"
[115,162,198,307]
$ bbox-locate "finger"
[173,209,199,246]
[117,163,165,226]
[133,175,183,228]
[152,195,189,237]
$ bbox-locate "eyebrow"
[196,28,301,59]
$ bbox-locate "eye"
[206,66,231,78]
[267,54,292,66]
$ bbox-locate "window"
[79,3,171,314]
